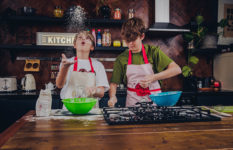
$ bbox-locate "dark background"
[0,0,218,91]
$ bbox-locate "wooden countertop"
[1,110,233,150]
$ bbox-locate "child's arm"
[85,86,105,98]
[56,54,74,88]
[108,83,118,107]
[140,61,181,88]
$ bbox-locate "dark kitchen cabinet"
[0,94,61,133]
[196,91,233,106]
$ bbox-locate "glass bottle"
[91,29,96,46]
[96,29,102,47]
[114,8,121,20]
[102,29,111,46]
[128,9,135,19]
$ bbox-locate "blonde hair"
[73,30,95,47]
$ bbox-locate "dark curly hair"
[121,17,146,42]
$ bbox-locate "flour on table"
[23,109,103,122]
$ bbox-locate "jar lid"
[128,9,135,12]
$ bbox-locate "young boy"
[56,30,109,102]
[108,17,181,107]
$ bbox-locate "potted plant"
[181,54,199,91]
[182,15,211,91]
[200,18,228,49]
[183,15,228,50]
[182,15,228,91]
[182,15,203,86]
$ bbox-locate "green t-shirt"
[111,44,173,85]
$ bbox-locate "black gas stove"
[103,102,221,125]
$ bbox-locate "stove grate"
[103,102,221,125]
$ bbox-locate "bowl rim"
[62,97,97,104]
[149,91,182,97]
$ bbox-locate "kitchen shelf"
[190,48,221,55]
[0,44,126,51]
[188,48,221,64]
[4,15,126,26]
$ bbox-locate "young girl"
[56,30,109,102]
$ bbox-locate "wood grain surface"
[0,110,233,150]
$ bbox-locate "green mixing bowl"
[62,98,97,114]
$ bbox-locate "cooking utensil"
[200,106,232,117]
[62,98,97,114]
[149,91,182,106]
[212,106,233,113]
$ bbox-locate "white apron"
[64,57,96,99]
[126,44,161,107]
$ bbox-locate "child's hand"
[61,53,75,68]
[85,87,97,97]
[108,96,117,107]
[139,75,156,88]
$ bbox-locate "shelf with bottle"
[3,15,126,26]
[0,44,127,52]
[50,62,59,79]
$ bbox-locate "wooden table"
[1,110,233,150]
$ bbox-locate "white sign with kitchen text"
[36,32,76,46]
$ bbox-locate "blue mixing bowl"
[149,91,182,106]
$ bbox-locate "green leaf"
[182,65,192,77]
[197,27,203,37]
[189,56,199,65]
[183,32,194,42]
[196,15,204,25]
[218,19,228,28]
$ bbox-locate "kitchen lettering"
[42,36,74,45]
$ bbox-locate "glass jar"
[128,9,135,19]
[53,6,64,18]
[114,8,121,20]
[102,29,111,46]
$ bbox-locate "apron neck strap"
[73,57,95,73]
[88,57,95,73]
[73,57,78,71]
[128,44,149,65]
